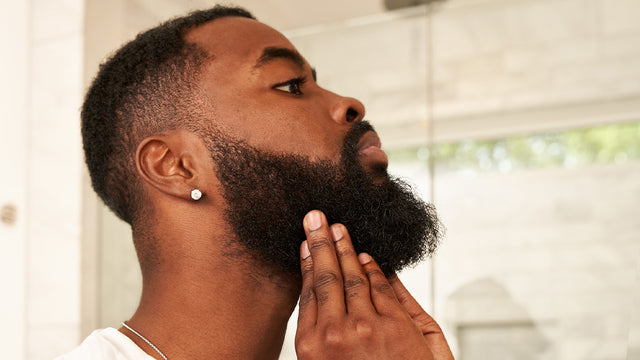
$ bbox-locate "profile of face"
[188,17,441,277]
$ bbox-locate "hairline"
[82,7,256,226]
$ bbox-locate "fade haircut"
[82,6,255,225]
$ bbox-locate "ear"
[135,130,206,201]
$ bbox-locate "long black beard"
[205,121,441,277]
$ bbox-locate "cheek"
[255,118,341,160]
[239,105,344,160]
[208,87,344,160]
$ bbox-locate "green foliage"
[387,122,640,174]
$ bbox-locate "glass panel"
[429,123,640,360]
[289,1,640,357]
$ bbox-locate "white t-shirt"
[54,328,156,360]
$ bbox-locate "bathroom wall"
[0,0,85,358]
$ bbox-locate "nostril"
[345,107,359,123]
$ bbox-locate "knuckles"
[296,220,445,359]
[316,289,330,305]
[315,270,340,289]
[299,288,316,308]
[301,265,314,278]
[309,233,332,250]
[372,281,393,294]
[295,334,318,358]
[343,275,367,293]
[336,246,355,259]
[365,268,385,279]
[295,315,433,359]
[352,318,375,339]
[295,318,380,358]
[322,325,346,347]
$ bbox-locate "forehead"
[185,16,298,65]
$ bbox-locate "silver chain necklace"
[122,322,169,360]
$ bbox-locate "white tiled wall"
[430,0,640,137]
[0,1,30,358]
[0,0,85,358]
[27,0,85,356]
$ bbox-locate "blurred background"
[1,0,639,359]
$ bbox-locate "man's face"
[187,17,440,277]
[186,17,384,175]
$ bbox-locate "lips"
[356,131,388,168]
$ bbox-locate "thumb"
[388,274,454,360]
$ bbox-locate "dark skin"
[119,17,453,360]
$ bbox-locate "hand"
[295,210,453,360]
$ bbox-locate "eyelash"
[273,76,307,95]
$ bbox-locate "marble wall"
[28,0,85,357]
[0,2,30,358]
[0,0,85,358]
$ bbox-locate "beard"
[203,121,441,278]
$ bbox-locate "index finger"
[330,224,375,315]
[303,210,346,321]
[297,241,317,332]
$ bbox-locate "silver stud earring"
[191,189,202,201]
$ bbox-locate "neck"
[123,240,300,360]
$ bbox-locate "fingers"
[299,209,402,318]
[303,211,345,321]
[388,274,441,333]
[389,275,454,360]
[388,275,424,321]
[330,224,375,314]
[359,254,402,316]
[299,211,377,321]
[297,241,317,332]
[296,213,453,359]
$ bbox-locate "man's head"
[82,5,441,278]
[82,6,255,225]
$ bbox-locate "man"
[58,5,452,359]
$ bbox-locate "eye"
[273,77,306,95]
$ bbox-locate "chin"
[365,163,390,184]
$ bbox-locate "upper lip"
[356,131,382,154]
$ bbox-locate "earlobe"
[190,189,203,200]
[136,134,201,200]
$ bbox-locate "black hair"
[81,5,255,225]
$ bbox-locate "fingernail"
[358,253,373,265]
[331,225,343,242]
[305,211,322,231]
[301,241,311,259]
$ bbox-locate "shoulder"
[54,328,155,360]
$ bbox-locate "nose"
[330,95,365,125]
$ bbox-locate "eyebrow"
[254,46,317,81]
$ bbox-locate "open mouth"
[356,131,389,169]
